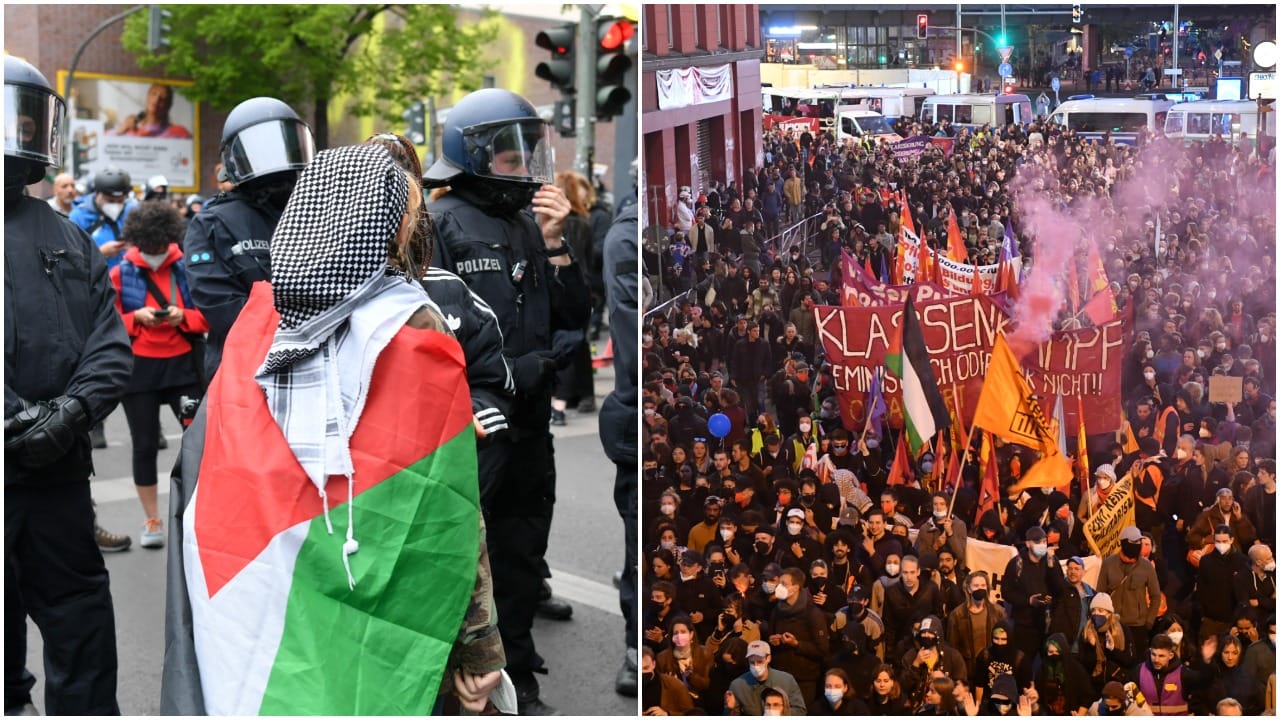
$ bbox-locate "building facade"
[642,4,765,227]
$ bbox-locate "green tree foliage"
[122,4,497,147]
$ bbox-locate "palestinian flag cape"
[886,292,951,454]
[160,284,479,715]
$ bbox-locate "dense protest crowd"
[640,109,1276,716]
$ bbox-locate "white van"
[834,106,903,145]
[1047,97,1174,145]
[1163,100,1276,144]
[821,86,936,121]
[919,93,1034,129]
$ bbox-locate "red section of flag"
[946,205,968,263]
[886,432,912,486]
[194,285,473,598]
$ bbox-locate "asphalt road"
[20,366,635,716]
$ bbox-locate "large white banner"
[965,537,1100,604]
[656,65,734,110]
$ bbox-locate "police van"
[818,86,936,121]
[834,106,904,145]
[1047,97,1174,144]
[919,93,1034,129]
[1163,99,1276,144]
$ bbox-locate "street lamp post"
[62,5,146,172]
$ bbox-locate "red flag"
[864,256,876,279]
[996,258,1020,301]
[930,433,947,492]
[1066,260,1081,313]
[970,260,983,295]
[915,234,931,286]
[946,442,962,492]
[1081,284,1118,325]
[946,205,968,263]
[886,432,912,486]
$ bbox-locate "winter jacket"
[1095,554,1160,630]
[767,590,832,688]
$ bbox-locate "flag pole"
[948,424,980,518]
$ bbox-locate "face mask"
[1199,428,1212,438]
[1168,631,1184,645]
[885,563,900,577]
[798,423,811,434]
[787,522,803,536]
[1175,448,1189,460]
[1197,349,1206,359]
[1265,561,1276,573]
[1217,343,1228,351]
[750,664,768,680]
[825,689,844,706]
[1216,542,1232,554]
[1098,477,1113,490]
[992,700,1013,715]
[934,510,947,520]
[774,584,790,601]
[832,445,848,456]
[1031,543,1048,558]
[1144,371,1156,381]
[672,632,691,648]
[971,588,988,604]
[1092,614,1108,628]
[755,541,771,555]
[920,461,934,473]
[762,581,776,594]
[101,202,124,220]
[720,528,734,541]
[1270,634,1276,645]
[660,503,675,516]
[763,709,782,717]
[1145,352,1155,361]
[865,437,880,449]
[140,251,168,271]
[1120,540,1141,559]
[644,408,656,417]
[800,494,816,508]
[660,540,675,551]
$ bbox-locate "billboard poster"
[57,71,200,191]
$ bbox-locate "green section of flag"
[259,428,478,715]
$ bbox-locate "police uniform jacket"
[183,190,281,375]
[5,195,133,484]
[428,188,590,433]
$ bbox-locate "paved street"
[21,366,634,716]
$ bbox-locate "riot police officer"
[423,88,591,715]
[4,54,133,715]
[184,97,314,378]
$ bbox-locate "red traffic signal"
[917,14,928,40]
[1003,81,1015,94]
[535,24,576,92]
[599,18,634,51]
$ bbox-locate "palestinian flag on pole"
[886,292,951,454]
[162,285,480,715]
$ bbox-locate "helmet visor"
[5,84,64,167]
[223,118,315,183]
[468,119,554,185]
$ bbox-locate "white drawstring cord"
[342,473,359,590]
[319,488,334,534]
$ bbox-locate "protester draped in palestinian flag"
[886,291,951,454]
[161,145,504,715]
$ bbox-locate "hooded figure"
[1034,632,1093,715]
[161,145,503,714]
[971,619,1030,699]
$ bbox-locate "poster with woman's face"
[57,71,199,191]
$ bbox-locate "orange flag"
[976,431,1001,520]
[915,234,931,286]
[970,260,983,295]
[946,205,968,263]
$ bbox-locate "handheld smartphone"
[153,308,171,317]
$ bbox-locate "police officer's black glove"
[4,398,38,438]
[512,352,557,395]
[5,395,88,468]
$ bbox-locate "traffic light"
[402,101,425,146]
[595,16,634,120]
[996,32,1006,46]
[1072,4,1082,24]
[917,14,928,40]
[1003,80,1016,94]
[535,23,576,95]
[147,5,172,52]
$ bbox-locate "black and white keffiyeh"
[255,144,437,588]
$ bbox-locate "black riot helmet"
[422,88,554,189]
[5,54,65,185]
[219,97,315,185]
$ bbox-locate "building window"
[712,5,722,48]
[667,7,674,49]
[692,6,701,50]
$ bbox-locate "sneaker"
[140,518,165,549]
[550,409,567,427]
[95,524,131,553]
[576,398,595,413]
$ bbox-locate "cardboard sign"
[1208,376,1243,404]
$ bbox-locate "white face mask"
[1032,543,1049,558]
[1174,448,1189,460]
[1265,561,1276,573]
[787,521,803,536]
[101,202,124,220]
[720,528,734,541]
[1168,630,1184,645]
[750,664,768,680]
[885,563,900,577]
[1199,428,1212,438]
[1216,542,1232,555]
[1144,370,1156,381]
[1097,477,1113,490]
[933,510,947,520]
[660,540,675,551]
[825,690,845,706]
[660,503,675,516]
[1145,352,1154,361]
[762,582,776,594]
[774,584,790,601]
[140,251,168,272]
[798,423,811,434]
[763,709,782,717]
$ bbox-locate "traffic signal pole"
[573,5,602,180]
[62,4,146,170]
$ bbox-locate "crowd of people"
[640,102,1276,715]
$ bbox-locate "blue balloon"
[708,413,731,439]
